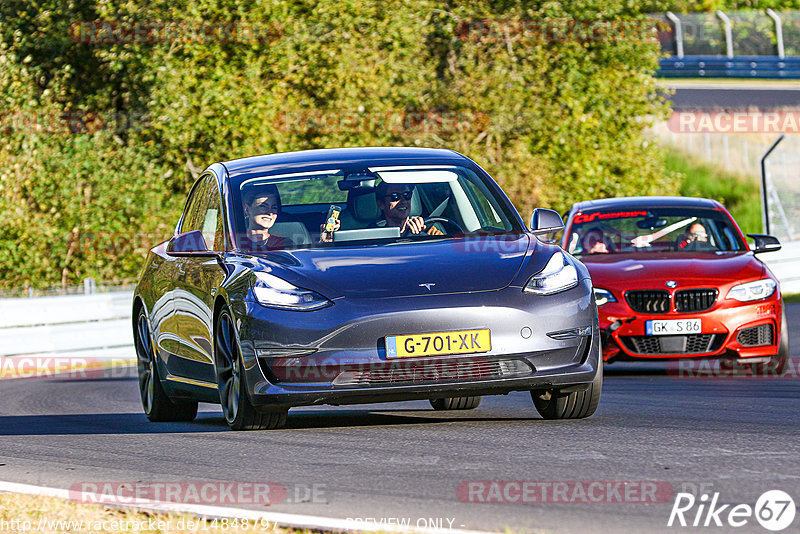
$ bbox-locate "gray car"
[132,147,601,430]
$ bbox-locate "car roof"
[221,147,471,183]
[570,196,724,212]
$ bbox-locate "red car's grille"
[675,289,718,313]
[737,324,774,347]
[625,290,670,314]
[621,334,721,355]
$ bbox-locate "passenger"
[242,185,290,251]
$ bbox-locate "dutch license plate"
[385,329,491,359]
[645,319,701,335]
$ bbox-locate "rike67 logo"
[668,490,796,531]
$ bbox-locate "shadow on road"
[0,409,543,435]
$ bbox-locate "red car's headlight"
[726,279,777,302]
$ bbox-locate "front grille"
[675,289,718,313]
[737,324,773,347]
[331,357,533,387]
[622,334,720,355]
[626,290,671,313]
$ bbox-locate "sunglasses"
[385,191,413,201]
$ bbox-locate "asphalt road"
[670,85,800,110]
[1,306,799,533]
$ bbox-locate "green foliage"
[1,0,680,288]
[667,147,762,234]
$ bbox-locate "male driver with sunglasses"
[373,181,444,236]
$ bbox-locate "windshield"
[566,207,747,256]
[234,165,520,251]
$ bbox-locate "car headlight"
[523,252,579,295]
[251,272,331,310]
[726,279,777,302]
[593,287,617,306]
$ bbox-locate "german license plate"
[645,319,701,335]
[385,329,491,359]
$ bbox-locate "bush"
[1,0,680,288]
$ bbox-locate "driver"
[373,182,444,236]
[678,221,711,250]
[320,181,444,242]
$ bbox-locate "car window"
[566,207,747,256]
[181,175,225,251]
[235,165,521,251]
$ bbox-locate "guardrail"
[0,291,134,361]
[659,56,800,78]
[654,9,800,78]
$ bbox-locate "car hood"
[580,251,765,289]
[254,234,531,299]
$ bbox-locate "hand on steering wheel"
[423,217,463,235]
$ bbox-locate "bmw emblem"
[666,280,678,288]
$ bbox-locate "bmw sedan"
[562,196,788,374]
[133,147,601,430]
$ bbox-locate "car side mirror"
[531,208,565,236]
[747,233,781,254]
[166,231,217,257]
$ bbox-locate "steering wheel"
[424,217,463,235]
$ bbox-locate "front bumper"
[599,294,782,362]
[231,280,601,409]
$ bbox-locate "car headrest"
[270,221,311,246]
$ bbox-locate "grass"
[665,146,762,235]
[0,492,298,533]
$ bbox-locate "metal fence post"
[766,9,785,59]
[666,12,684,58]
[760,134,785,235]
[84,278,96,295]
[716,11,734,59]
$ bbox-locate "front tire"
[134,308,198,422]
[531,360,602,420]
[430,396,482,410]
[214,307,287,430]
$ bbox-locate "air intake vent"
[625,290,671,314]
[675,289,718,313]
[331,358,533,387]
[737,324,774,347]
[621,334,720,355]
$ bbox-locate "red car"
[562,196,788,373]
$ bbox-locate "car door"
[169,173,227,383]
